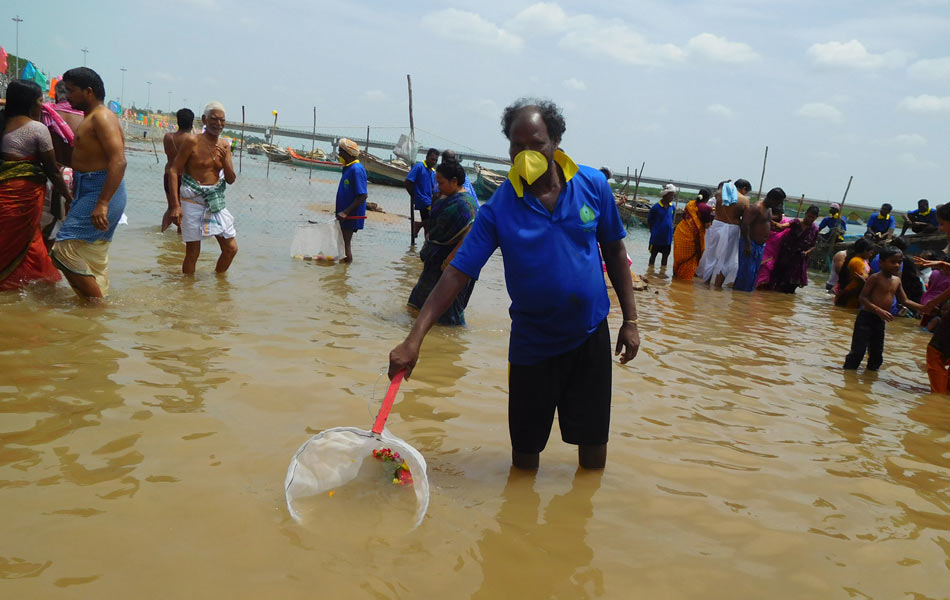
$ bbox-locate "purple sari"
[754,217,792,289]
[768,219,819,292]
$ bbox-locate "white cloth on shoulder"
[180,179,236,243]
[696,219,740,285]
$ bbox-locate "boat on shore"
[474,163,505,200]
[359,151,409,187]
[262,144,290,162]
[246,143,263,156]
[288,149,342,174]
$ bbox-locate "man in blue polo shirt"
[405,147,439,241]
[900,198,938,236]
[441,149,479,202]
[866,203,895,242]
[335,138,368,263]
[388,99,640,471]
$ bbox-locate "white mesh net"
[289,222,345,261]
[285,426,429,529]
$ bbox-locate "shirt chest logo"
[579,204,596,224]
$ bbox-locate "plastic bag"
[393,134,421,166]
[290,221,345,261]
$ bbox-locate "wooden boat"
[474,163,505,200]
[246,143,263,156]
[616,197,684,228]
[808,232,949,272]
[359,151,409,187]
[288,149,342,173]
[262,143,290,162]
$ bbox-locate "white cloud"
[892,133,927,146]
[362,90,387,103]
[707,104,735,118]
[687,33,759,63]
[898,152,937,169]
[559,19,685,67]
[899,94,950,113]
[511,2,570,34]
[908,57,950,81]
[563,77,586,91]
[421,9,522,52]
[807,40,909,69]
[796,102,842,121]
[812,150,840,160]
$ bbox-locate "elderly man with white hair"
[164,101,238,274]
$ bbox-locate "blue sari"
[407,191,478,325]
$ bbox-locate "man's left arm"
[221,141,236,184]
[596,177,639,363]
[602,240,640,364]
[90,113,127,231]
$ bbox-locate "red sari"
[0,159,61,290]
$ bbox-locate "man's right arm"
[163,137,195,230]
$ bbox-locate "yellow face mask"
[507,150,550,197]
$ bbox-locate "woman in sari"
[672,188,714,280]
[407,159,478,326]
[767,205,820,293]
[0,80,72,291]
[754,198,792,289]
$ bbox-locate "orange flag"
[49,77,59,99]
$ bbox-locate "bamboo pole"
[756,146,768,201]
[623,166,629,198]
[632,161,645,204]
[308,106,316,184]
[266,110,277,179]
[796,194,805,217]
[150,138,159,164]
[239,105,245,174]
[407,74,416,245]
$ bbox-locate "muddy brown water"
[1,151,948,598]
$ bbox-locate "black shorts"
[649,243,671,256]
[508,320,612,453]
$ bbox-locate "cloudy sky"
[7,0,950,209]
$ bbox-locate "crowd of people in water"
[0,66,946,468]
[641,176,950,391]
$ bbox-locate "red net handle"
[372,370,405,434]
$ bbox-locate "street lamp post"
[11,15,23,79]
[81,47,89,66]
[120,67,127,109]
[146,81,152,112]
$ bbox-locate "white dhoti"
[696,219,740,285]
[180,184,236,243]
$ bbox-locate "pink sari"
[755,217,792,289]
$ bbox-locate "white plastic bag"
[393,134,421,166]
[290,222,345,261]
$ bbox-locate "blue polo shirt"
[868,212,895,233]
[407,161,436,210]
[450,153,627,365]
[336,160,368,230]
[908,208,938,226]
[647,201,674,246]
[818,216,847,233]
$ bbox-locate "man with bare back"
[50,67,127,299]
[161,108,195,233]
[696,178,752,289]
[734,187,786,291]
[164,102,237,274]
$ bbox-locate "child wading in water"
[843,246,923,371]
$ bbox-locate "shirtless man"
[165,101,237,274]
[50,67,127,300]
[161,108,195,233]
[696,178,752,288]
[735,187,786,291]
